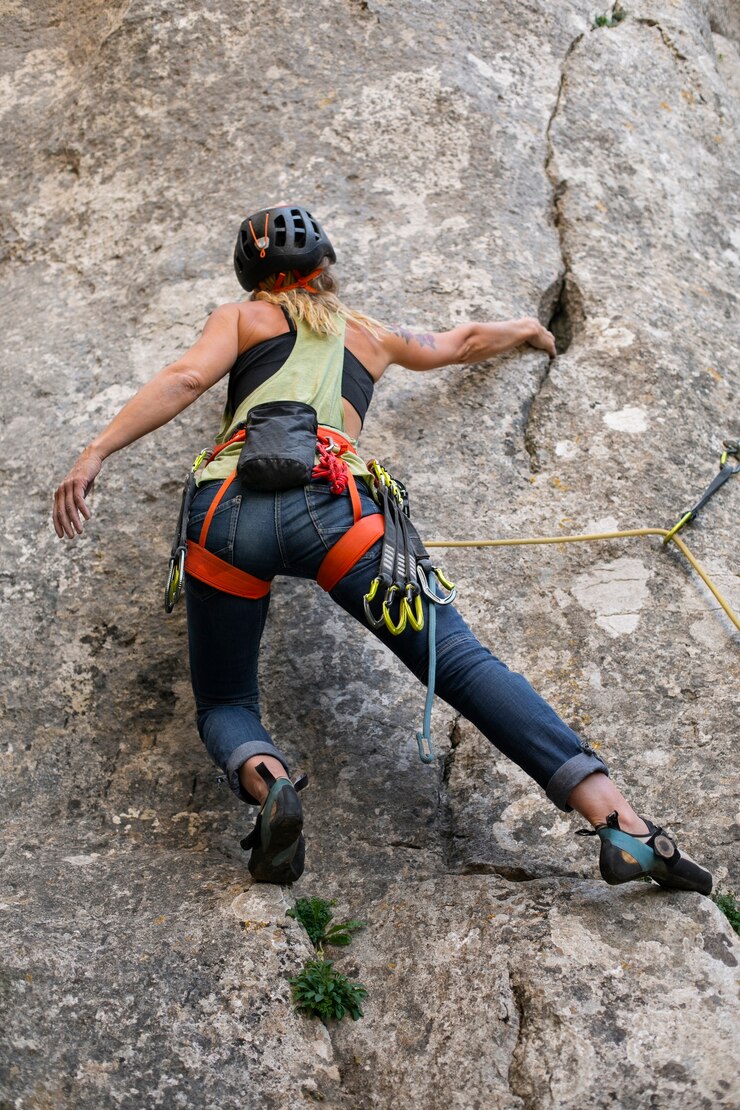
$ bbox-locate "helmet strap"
[272,266,324,295]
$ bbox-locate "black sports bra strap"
[280,305,297,333]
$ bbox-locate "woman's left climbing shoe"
[240,763,308,884]
[578,810,713,895]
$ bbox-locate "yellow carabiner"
[164,547,186,614]
[191,448,209,473]
[433,567,456,593]
[403,588,425,632]
[363,577,387,630]
[662,510,692,546]
[364,576,382,604]
[383,586,407,636]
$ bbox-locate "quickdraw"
[662,440,739,545]
[362,459,455,638]
[362,459,457,763]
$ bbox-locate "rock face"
[1,2,738,1108]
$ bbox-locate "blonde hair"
[253,266,385,339]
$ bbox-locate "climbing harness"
[166,437,738,768]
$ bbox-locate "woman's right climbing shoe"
[577,811,713,895]
[240,763,308,885]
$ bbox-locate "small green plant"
[712,889,740,936]
[287,895,368,1022]
[290,958,368,1021]
[287,896,365,949]
[594,8,627,28]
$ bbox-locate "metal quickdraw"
[164,448,209,613]
[662,440,740,545]
[362,459,457,763]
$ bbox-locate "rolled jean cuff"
[226,741,290,806]
[546,749,609,812]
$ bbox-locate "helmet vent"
[292,208,307,247]
[240,230,254,258]
[309,218,320,240]
[273,213,287,246]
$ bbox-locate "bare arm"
[380,317,556,372]
[53,304,241,539]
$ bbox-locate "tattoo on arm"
[391,326,437,349]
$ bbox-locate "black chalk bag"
[236,400,318,491]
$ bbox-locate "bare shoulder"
[345,318,394,381]
[228,298,289,352]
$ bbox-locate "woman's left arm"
[53,304,240,539]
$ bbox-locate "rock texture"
[1,1,738,1108]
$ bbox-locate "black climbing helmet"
[234,205,336,291]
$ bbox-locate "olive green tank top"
[198,314,372,485]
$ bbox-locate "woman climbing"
[53,203,712,894]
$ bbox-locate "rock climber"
[53,203,712,895]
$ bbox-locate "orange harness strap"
[185,540,272,599]
[198,470,237,547]
[316,513,385,593]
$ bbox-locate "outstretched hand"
[53,448,102,539]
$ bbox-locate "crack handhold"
[636,17,689,63]
[547,271,583,356]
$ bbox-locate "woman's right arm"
[379,317,556,371]
[53,303,242,539]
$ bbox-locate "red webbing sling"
[184,426,384,598]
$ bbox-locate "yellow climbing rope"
[425,528,739,633]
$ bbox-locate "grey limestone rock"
[1,1,738,1107]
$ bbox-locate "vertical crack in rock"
[524,30,584,472]
[507,977,532,1108]
[436,714,464,871]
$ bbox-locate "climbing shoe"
[240,763,308,884]
[577,811,712,895]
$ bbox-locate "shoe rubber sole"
[248,778,304,884]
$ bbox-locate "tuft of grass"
[594,8,627,28]
[711,890,740,935]
[290,958,368,1022]
[287,896,365,951]
[287,895,368,1023]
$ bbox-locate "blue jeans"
[185,478,608,808]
